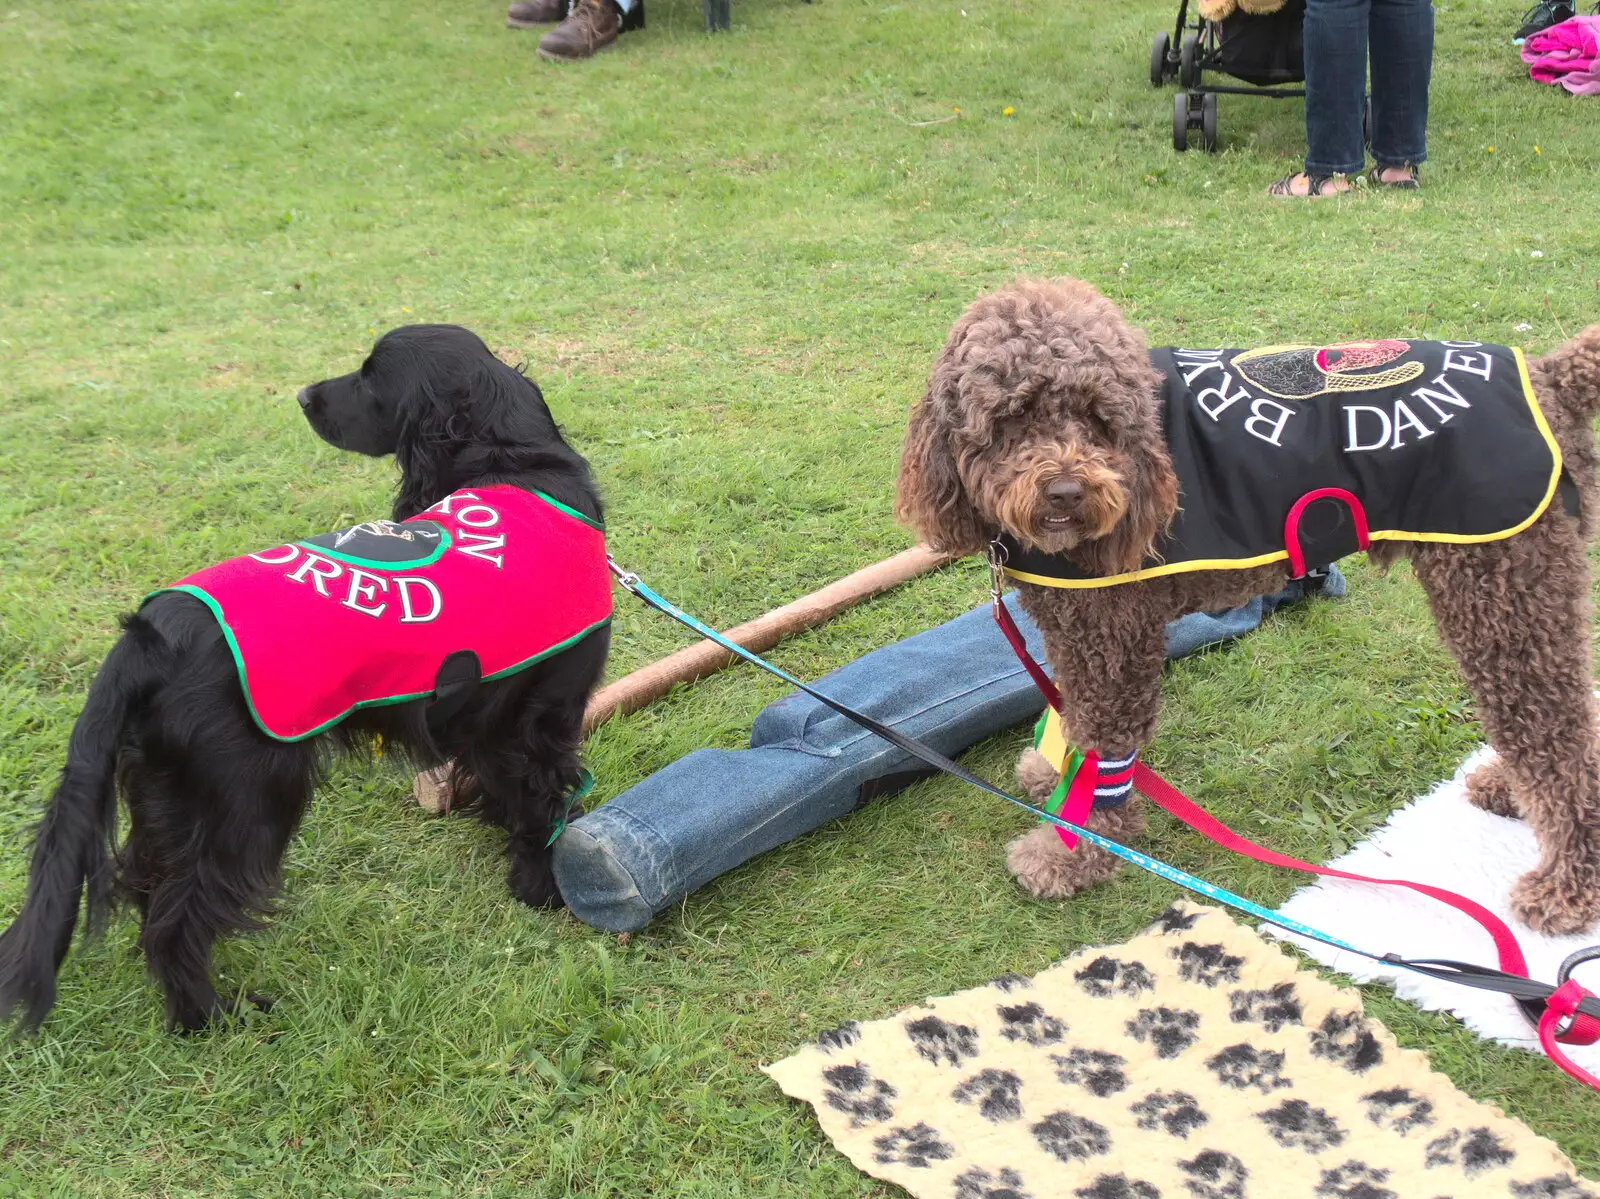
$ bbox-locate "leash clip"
[986,539,1009,607]
[607,556,642,592]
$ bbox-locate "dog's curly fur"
[0,325,608,1031]
[897,278,1600,935]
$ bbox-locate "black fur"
[0,324,608,1032]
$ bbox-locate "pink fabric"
[1553,54,1600,94]
[156,485,611,739]
[1522,16,1600,93]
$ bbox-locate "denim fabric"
[1304,0,1434,175]
[552,566,1345,931]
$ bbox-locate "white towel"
[1270,745,1600,1069]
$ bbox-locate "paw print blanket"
[764,902,1595,1198]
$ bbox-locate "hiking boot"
[537,0,625,60]
[508,0,567,28]
[1513,0,1573,43]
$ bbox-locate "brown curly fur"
[1466,756,1521,818]
[896,277,1600,934]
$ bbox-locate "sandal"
[1365,164,1420,190]
[1267,172,1347,198]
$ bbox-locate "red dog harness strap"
[1541,982,1600,1088]
[150,486,611,740]
[1128,761,1529,976]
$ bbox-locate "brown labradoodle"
[895,277,1600,935]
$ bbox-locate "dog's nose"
[297,386,314,410]
[1047,478,1084,508]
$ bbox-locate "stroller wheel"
[1179,32,1200,88]
[1173,92,1190,152]
[1201,92,1218,152]
[1151,31,1171,86]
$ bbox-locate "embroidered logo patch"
[1232,340,1424,399]
[301,518,449,567]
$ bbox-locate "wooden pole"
[413,544,956,812]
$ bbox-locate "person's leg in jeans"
[1305,0,1371,176]
[1271,0,1369,195]
[1367,0,1433,177]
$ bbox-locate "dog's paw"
[1510,865,1600,936]
[1464,756,1521,818]
[1015,748,1062,803]
[508,852,566,910]
[168,989,274,1034]
[1006,824,1123,899]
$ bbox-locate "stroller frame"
[1151,0,1369,153]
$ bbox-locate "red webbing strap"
[993,598,1091,847]
[1052,751,1100,851]
[1283,487,1370,578]
[1131,762,1530,977]
[991,600,1527,972]
[1539,981,1600,1087]
[1553,987,1600,1048]
[994,596,1063,712]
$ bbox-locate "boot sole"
[536,38,617,60]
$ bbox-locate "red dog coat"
[150,486,611,740]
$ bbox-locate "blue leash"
[606,558,1600,1022]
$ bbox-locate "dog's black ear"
[391,355,573,519]
[468,359,562,448]
[390,364,509,515]
[895,377,989,557]
[391,371,462,519]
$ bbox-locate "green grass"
[4,0,1600,1192]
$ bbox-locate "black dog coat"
[999,340,1563,588]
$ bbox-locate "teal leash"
[604,557,1600,1051]
[607,559,1370,957]
[546,768,595,848]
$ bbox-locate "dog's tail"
[0,623,167,1029]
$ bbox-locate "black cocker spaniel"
[0,325,610,1031]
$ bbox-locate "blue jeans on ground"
[551,568,1346,931]
[1304,0,1433,175]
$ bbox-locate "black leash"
[605,557,1600,1027]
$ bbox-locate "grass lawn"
[3,0,1600,1193]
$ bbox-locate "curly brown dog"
[895,277,1600,935]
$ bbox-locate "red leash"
[992,596,1600,1085]
[1128,762,1530,976]
[1541,982,1600,1088]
